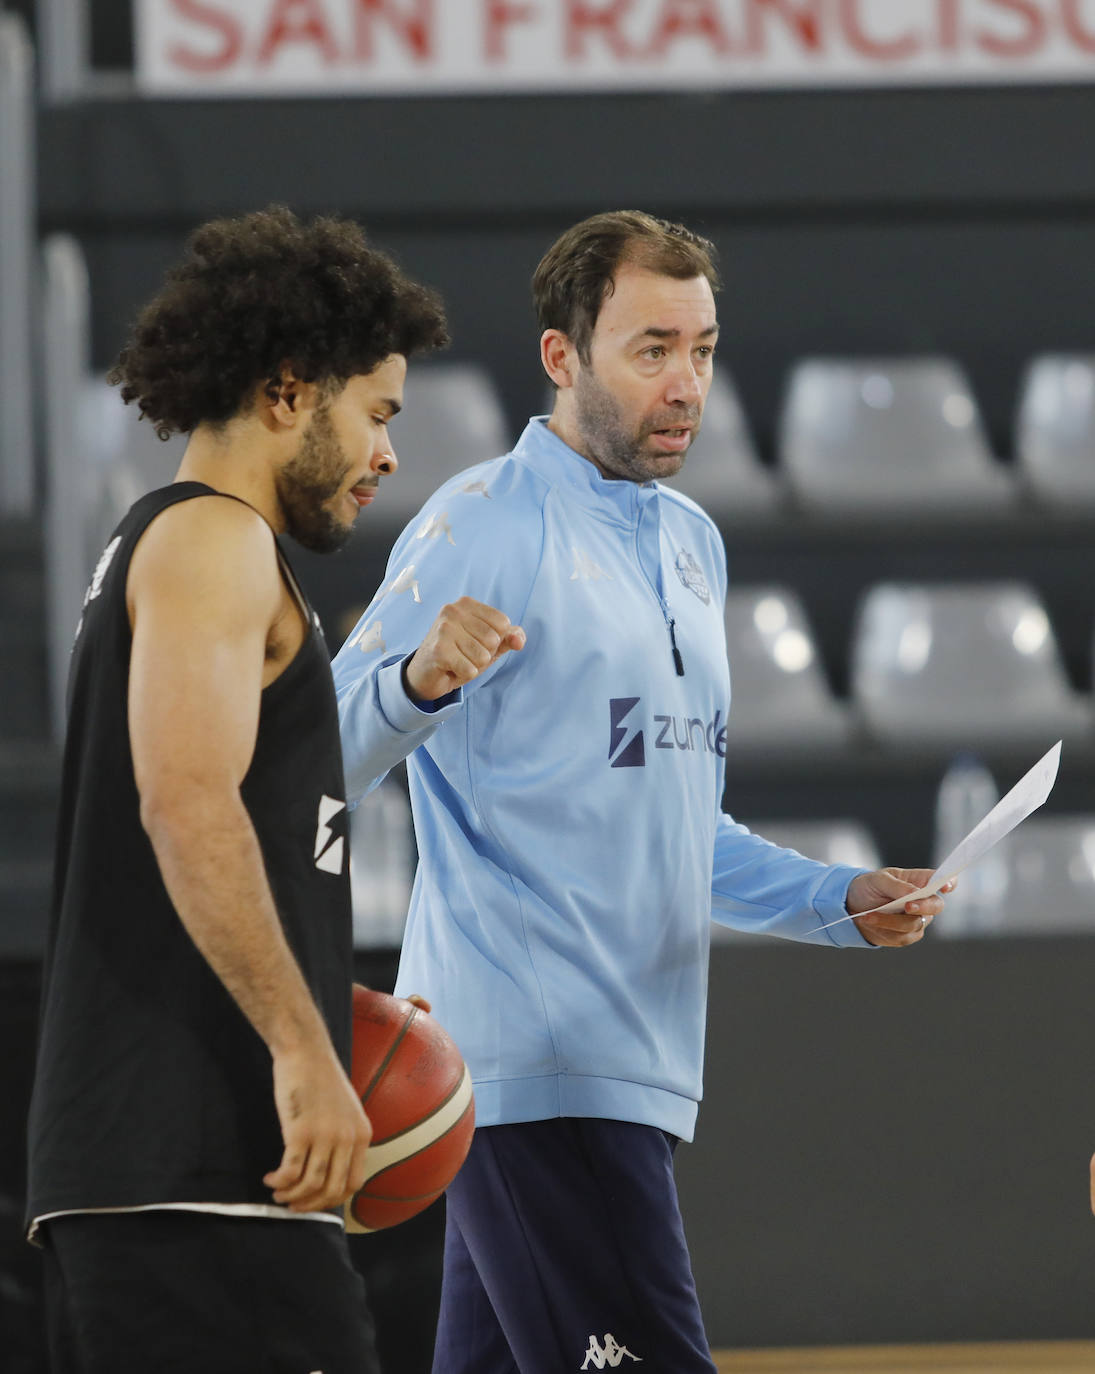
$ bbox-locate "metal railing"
[0,13,36,515]
[42,235,90,738]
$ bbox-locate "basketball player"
[331,212,951,1373]
[25,207,448,1374]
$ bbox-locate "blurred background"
[4,1,1095,1369]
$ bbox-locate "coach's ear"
[540,330,576,390]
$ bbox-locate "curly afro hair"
[109,206,450,439]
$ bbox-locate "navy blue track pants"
[432,1118,717,1374]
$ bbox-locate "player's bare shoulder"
[126,491,283,641]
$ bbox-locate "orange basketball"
[345,985,475,1232]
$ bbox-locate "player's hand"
[404,597,525,702]
[264,1042,373,1212]
[847,867,956,948]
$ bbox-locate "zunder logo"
[608,697,645,769]
[608,698,727,767]
[313,795,346,875]
[581,1333,642,1368]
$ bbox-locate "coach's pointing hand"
[404,597,525,702]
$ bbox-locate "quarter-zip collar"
[512,416,661,527]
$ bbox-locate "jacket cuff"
[376,654,463,732]
[813,864,877,948]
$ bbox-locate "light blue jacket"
[333,419,868,1141]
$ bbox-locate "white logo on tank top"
[73,535,123,643]
[313,795,346,875]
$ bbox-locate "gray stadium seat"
[669,365,781,521]
[724,585,853,757]
[1015,353,1095,511]
[851,581,1090,750]
[778,356,1015,516]
[990,816,1095,937]
[80,379,185,566]
[348,780,415,950]
[382,361,512,524]
[711,818,880,945]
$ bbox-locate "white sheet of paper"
[813,740,1062,936]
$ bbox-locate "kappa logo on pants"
[580,1332,642,1368]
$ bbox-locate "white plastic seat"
[740,818,881,871]
[778,356,1014,516]
[670,365,780,521]
[992,816,1095,937]
[723,585,853,757]
[1015,354,1095,510]
[381,361,511,524]
[79,379,186,568]
[348,780,415,950]
[851,581,1090,750]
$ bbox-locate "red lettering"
[742,0,822,56]
[565,0,636,58]
[257,0,338,65]
[354,0,433,61]
[484,0,538,60]
[839,0,920,59]
[646,0,733,57]
[937,0,960,51]
[1061,0,1095,52]
[167,0,243,72]
[974,0,1045,57]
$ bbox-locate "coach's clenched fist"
[404,597,525,702]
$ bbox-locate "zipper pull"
[669,617,685,677]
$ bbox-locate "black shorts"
[41,1210,380,1374]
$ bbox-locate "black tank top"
[26,483,353,1223]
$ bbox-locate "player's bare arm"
[847,867,956,948]
[404,595,526,702]
[127,495,371,1212]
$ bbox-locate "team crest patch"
[674,548,710,605]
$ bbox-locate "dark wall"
[7,941,1095,1358]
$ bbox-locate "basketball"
[345,985,475,1233]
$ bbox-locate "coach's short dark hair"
[531,211,720,365]
[109,206,449,438]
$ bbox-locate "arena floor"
[713,1343,1095,1373]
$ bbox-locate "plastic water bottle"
[932,753,1008,937]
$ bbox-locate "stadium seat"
[382,361,512,524]
[723,585,853,757]
[990,816,1095,937]
[777,356,1015,516]
[669,365,781,521]
[741,818,881,871]
[851,581,1090,750]
[80,380,185,565]
[1014,353,1095,511]
[348,780,415,949]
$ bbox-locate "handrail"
[0,14,36,515]
[42,235,91,741]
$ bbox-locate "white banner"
[137,0,1095,96]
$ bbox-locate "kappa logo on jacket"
[580,1333,642,1368]
[570,546,612,582]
